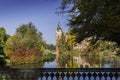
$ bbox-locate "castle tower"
[56,23,63,53]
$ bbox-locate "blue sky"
[0,0,68,44]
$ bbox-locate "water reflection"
[57,54,120,68]
[1,53,120,68]
[73,55,91,68]
[6,59,56,68]
[43,59,56,68]
[9,63,44,68]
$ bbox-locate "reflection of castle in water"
[73,55,91,68]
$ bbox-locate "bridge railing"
[0,68,120,80]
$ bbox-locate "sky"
[0,0,68,45]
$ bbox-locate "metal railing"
[0,68,120,80]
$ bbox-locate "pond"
[5,53,120,68]
[6,59,56,68]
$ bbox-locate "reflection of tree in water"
[84,55,102,68]
[57,53,68,68]
[9,62,44,68]
[101,56,120,68]
[0,46,6,66]
[84,55,120,68]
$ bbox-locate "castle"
[55,23,63,53]
[55,23,91,53]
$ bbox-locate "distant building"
[73,37,91,52]
[56,23,63,53]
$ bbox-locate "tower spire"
[57,21,62,31]
[58,21,60,27]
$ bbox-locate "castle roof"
[57,22,62,31]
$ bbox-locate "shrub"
[10,44,42,64]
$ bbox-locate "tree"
[46,44,55,50]
[16,22,45,51]
[66,30,76,49]
[61,0,120,45]
[0,27,9,47]
[16,24,28,38]
[59,33,68,53]
[0,27,10,57]
[5,22,45,60]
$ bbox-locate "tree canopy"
[5,23,45,61]
[61,0,120,45]
[16,22,44,50]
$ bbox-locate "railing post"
[50,72,54,80]
[61,71,65,80]
[66,72,70,80]
[114,69,119,80]
[56,71,59,80]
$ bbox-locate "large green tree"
[61,0,120,45]
[16,22,45,51]
[5,22,46,64]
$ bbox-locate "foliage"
[10,44,42,64]
[5,34,22,56]
[0,27,10,56]
[66,30,76,48]
[85,40,118,56]
[0,27,9,47]
[16,22,45,51]
[44,49,52,54]
[59,53,68,67]
[61,0,120,45]
[4,22,46,64]
[46,44,55,50]
[94,40,117,51]
[43,53,55,62]
[59,33,68,53]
